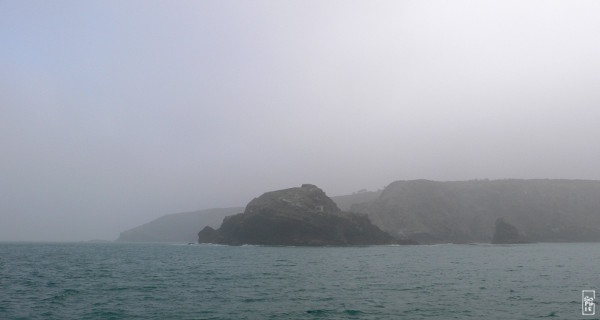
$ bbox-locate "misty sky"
[2,1,600,241]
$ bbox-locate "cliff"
[198,184,406,246]
[352,179,600,243]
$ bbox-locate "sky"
[2,0,600,241]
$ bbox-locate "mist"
[1,0,599,241]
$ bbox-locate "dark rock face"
[198,184,407,246]
[197,226,218,243]
[491,218,529,244]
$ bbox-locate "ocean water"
[1,242,598,319]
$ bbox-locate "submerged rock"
[198,184,411,246]
[491,218,530,244]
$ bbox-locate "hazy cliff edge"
[352,179,600,244]
[198,184,413,246]
[117,207,243,243]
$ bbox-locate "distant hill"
[116,207,243,243]
[352,179,600,243]
[330,190,382,211]
[116,191,379,243]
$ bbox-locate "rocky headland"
[198,184,411,246]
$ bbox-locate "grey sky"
[2,1,599,241]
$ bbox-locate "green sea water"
[1,242,598,319]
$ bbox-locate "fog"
[1,1,599,241]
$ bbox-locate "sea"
[1,242,598,319]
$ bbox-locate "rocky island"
[198,184,411,246]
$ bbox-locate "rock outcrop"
[198,184,409,246]
[117,192,377,243]
[491,218,530,244]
